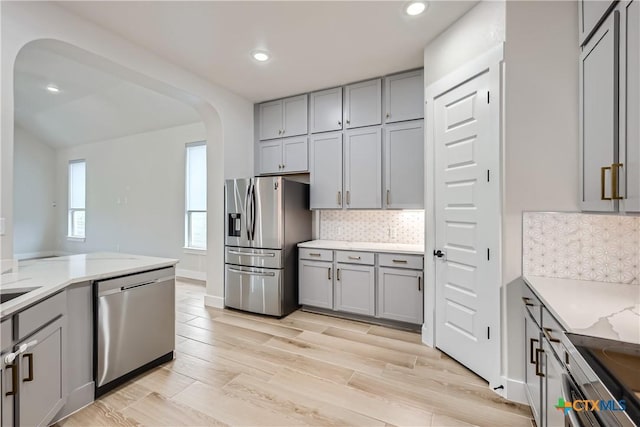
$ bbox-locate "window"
[185,142,207,249]
[68,160,86,239]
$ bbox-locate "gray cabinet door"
[1,351,15,427]
[377,267,423,324]
[299,260,333,309]
[542,339,565,427]
[580,11,619,211]
[621,0,640,212]
[310,132,343,209]
[282,136,308,173]
[344,127,382,209]
[524,313,542,427]
[335,263,375,316]
[579,0,616,45]
[310,87,343,133]
[384,120,424,209]
[19,318,65,427]
[258,140,283,174]
[384,70,424,123]
[344,79,381,129]
[283,95,308,137]
[259,99,283,141]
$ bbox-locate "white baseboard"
[176,268,206,281]
[504,377,528,404]
[15,250,57,260]
[204,294,224,309]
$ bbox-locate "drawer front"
[378,253,423,269]
[225,247,282,269]
[17,291,66,341]
[1,318,12,350]
[336,251,375,265]
[299,248,333,262]
[522,284,542,327]
[542,307,564,356]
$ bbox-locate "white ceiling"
[58,1,478,103]
[14,43,201,148]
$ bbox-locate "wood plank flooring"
[57,279,532,427]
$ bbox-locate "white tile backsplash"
[523,212,639,285]
[319,210,424,245]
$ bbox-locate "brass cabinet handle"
[5,363,17,396]
[337,269,341,281]
[612,163,624,200]
[601,166,612,200]
[337,191,342,206]
[386,189,390,206]
[392,259,408,264]
[346,191,351,205]
[529,338,539,364]
[544,327,560,343]
[418,276,422,291]
[535,348,545,377]
[309,253,321,257]
[327,267,331,280]
[522,297,533,307]
[348,256,361,260]
[23,353,34,382]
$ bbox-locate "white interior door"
[432,68,500,383]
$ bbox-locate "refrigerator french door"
[224,177,310,316]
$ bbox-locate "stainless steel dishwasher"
[94,266,175,397]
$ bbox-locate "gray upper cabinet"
[344,79,382,129]
[259,95,308,140]
[620,0,640,212]
[579,0,617,45]
[580,10,619,212]
[384,121,424,209]
[258,136,308,175]
[377,267,423,324]
[335,263,375,316]
[384,69,424,123]
[310,132,343,209]
[344,127,382,209]
[311,87,343,133]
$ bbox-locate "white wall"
[13,126,57,258]
[503,0,579,389]
[55,122,208,275]
[1,2,254,306]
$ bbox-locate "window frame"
[67,159,86,240]
[185,141,207,251]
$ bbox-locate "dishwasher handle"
[98,275,174,297]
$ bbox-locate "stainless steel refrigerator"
[224,177,311,316]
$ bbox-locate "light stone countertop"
[0,252,178,319]
[298,240,425,255]
[524,275,640,345]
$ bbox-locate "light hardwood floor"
[57,279,533,427]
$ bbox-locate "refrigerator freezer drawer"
[224,265,283,316]
[225,246,283,269]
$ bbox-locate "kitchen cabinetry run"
[384,69,424,123]
[344,127,382,209]
[258,136,308,174]
[298,246,424,327]
[344,79,382,129]
[384,121,424,209]
[310,132,343,209]
[259,95,308,141]
[580,1,640,213]
[310,87,343,134]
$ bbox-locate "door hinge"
[487,91,490,104]
[487,248,490,260]
[487,169,490,182]
[487,327,491,340]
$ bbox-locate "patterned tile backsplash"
[319,210,425,245]
[523,212,639,285]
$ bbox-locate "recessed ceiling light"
[405,1,427,16]
[46,84,60,93]
[251,50,270,62]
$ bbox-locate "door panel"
[433,70,499,382]
[298,260,333,309]
[283,95,308,137]
[251,177,283,249]
[310,133,343,209]
[311,87,343,133]
[345,79,381,128]
[344,127,382,209]
[225,179,251,248]
[335,264,375,316]
[259,100,283,141]
[224,265,282,316]
[282,136,308,173]
[259,140,283,175]
[384,120,424,209]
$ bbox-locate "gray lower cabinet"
[334,263,375,316]
[384,120,424,209]
[310,132,343,209]
[18,319,65,427]
[542,338,565,427]
[524,311,542,426]
[299,260,333,309]
[377,267,423,324]
[344,127,382,209]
